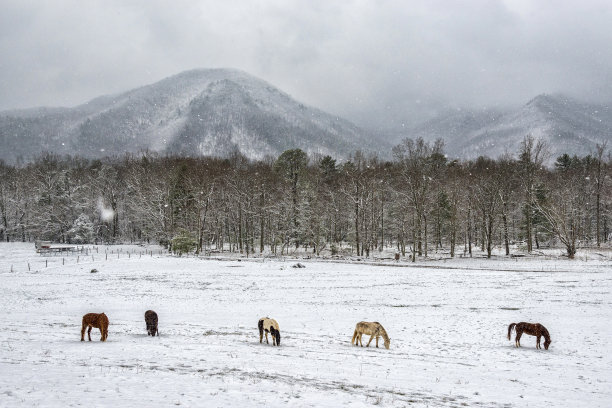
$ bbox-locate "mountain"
[407,94,612,163]
[0,69,385,163]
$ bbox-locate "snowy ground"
[0,243,611,407]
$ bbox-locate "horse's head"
[544,338,551,350]
[269,326,280,345]
[384,338,390,349]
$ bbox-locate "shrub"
[171,230,197,256]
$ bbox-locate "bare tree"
[518,135,547,252]
[593,143,608,247]
[393,138,445,259]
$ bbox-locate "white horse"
[258,317,280,346]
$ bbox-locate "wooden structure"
[35,241,78,254]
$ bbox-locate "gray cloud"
[1,0,611,130]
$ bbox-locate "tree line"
[0,136,609,259]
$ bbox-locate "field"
[0,243,611,407]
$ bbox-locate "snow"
[0,242,611,407]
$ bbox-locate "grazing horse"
[351,321,390,349]
[258,317,280,346]
[81,313,109,342]
[508,322,551,350]
[145,310,158,336]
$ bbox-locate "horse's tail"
[507,323,516,340]
[258,319,264,338]
[351,329,359,345]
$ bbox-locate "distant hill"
[407,94,612,163]
[0,69,385,163]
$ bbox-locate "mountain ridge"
[407,93,612,162]
[2,71,611,165]
[0,68,384,163]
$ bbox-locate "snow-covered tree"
[67,213,94,244]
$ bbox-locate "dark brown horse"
[81,313,109,341]
[145,310,158,336]
[508,322,551,350]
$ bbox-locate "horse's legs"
[515,331,522,347]
[87,325,93,341]
[536,335,541,349]
[81,323,86,341]
[376,335,379,348]
[358,333,363,347]
[366,334,374,347]
[265,331,269,344]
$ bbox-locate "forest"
[0,136,609,259]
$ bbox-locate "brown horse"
[81,313,109,342]
[508,322,551,350]
[145,310,158,336]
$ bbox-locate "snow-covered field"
[0,243,611,407]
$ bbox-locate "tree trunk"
[596,191,601,247]
[468,206,472,257]
[424,213,428,258]
[260,192,265,253]
[379,192,384,252]
[486,214,493,258]
[354,187,360,256]
[502,201,510,256]
[238,204,243,253]
[526,203,533,252]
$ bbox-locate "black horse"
[145,310,159,336]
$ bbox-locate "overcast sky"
[1,0,611,129]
